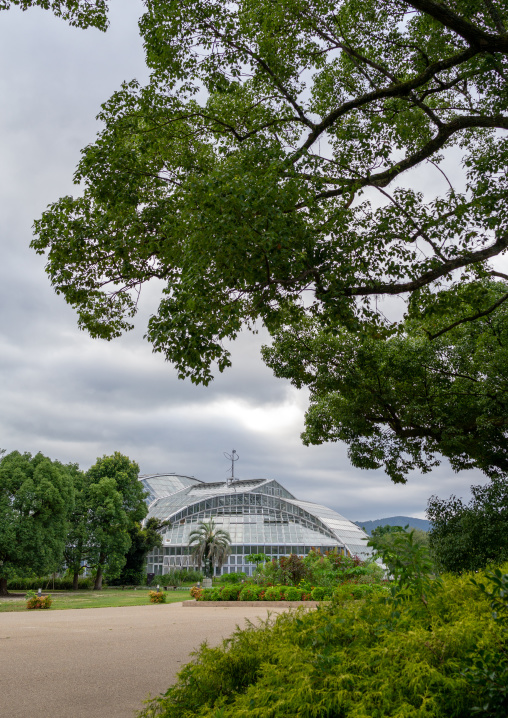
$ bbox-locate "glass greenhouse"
[141,474,371,576]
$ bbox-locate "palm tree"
[188,519,231,577]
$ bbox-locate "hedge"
[7,577,95,591]
[194,583,386,602]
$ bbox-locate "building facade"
[142,473,371,576]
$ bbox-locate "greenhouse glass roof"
[141,474,371,575]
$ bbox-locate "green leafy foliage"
[83,452,148,589]
[215,571,246,584]
[428,477,508,573]
[245,553,269,567]
[62,464,90,589]
[369,526,439,608]
[464,569,508,716]
[111,518,169,586]
[0,0,109,30]
[8,576,94,590]
[157,569,203,586]
[0,450,74,595]
[238,585,263,601]
[31,0,508,394]
[138,567,507,718]
[265,281,508,483]
[216,584,243,601]
[254,553,310,586]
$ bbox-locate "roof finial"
[224,449,239,486]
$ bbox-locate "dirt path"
[0,603,288,718]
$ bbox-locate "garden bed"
[183,599,325,607]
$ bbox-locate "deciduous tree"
[0,451,74,595]
[31,0,508,389]
[427,477,508,572]
[85,452,147,589]
[62,463,89,590]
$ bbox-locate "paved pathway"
[0,602,289,718]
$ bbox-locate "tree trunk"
[94,555,105,590]
[73,571,80,591]
[94,567,103,590]
[0,577,9,596]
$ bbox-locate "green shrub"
[311,586,325,601]
[216,572,246,584]
[263,586,285,601]
[239,585,262,601]
[283,586,303,601]
[219,585,242,601]
[138,567,507,718]
[350,584,374,599]
[109,570,145,586]
[201,588,215,601]
[8,576,94,591]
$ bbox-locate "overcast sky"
[0,0,489,522]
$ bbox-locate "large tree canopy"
[84,452,147,589]
[0,0,109,29]
[264,281,508,482]
[0,450,74,595]
[32,0,508,384]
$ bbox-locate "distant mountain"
[354,516,430,535]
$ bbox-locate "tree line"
[0,449,163,596]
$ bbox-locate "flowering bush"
[190,585,203,599]
[25,591,52,609]
[148,590,166,603]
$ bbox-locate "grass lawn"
[0,588,191,612]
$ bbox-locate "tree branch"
[345,232,508,297]
[426,291,508,340]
